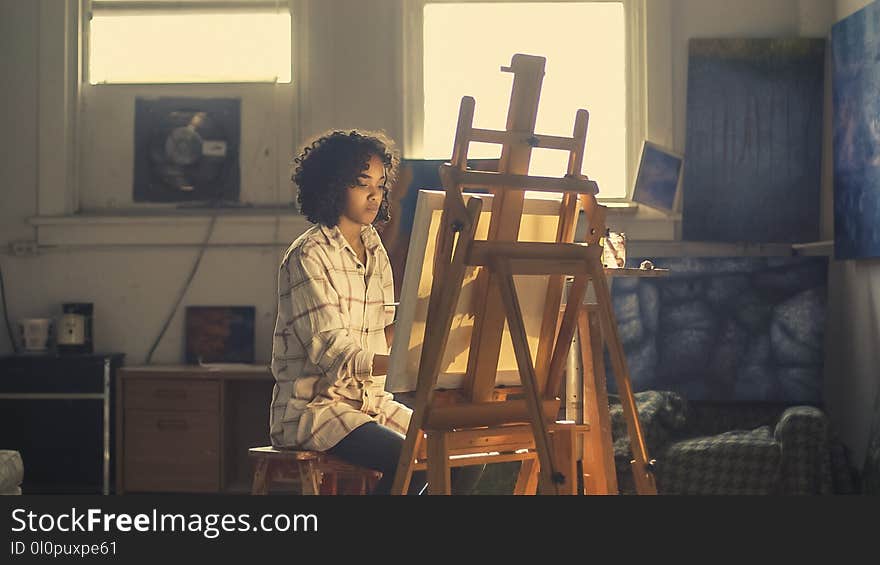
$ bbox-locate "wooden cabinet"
[116,365,273,493]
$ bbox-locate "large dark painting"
[682,39,825,243]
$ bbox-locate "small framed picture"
[185,306,255,364]
[631,141,684,215]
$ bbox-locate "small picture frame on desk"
[631,140,684,215]
[184,306,255,365]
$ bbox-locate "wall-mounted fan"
[133,97,241,203]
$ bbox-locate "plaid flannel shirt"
[270,223,411,451]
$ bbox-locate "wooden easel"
[391,54,656,495]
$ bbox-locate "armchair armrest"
[773,406,832,494]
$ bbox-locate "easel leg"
[549,426,579,495]
[588,261,657,495]
[391,198,483,495]
[513,458,540,495]
[495,261,561,495]
[426,432,451,495]
[578,305,618,495]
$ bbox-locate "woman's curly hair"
[292,129,400,228]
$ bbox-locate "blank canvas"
[386,190,573,393]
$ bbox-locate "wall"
[0,0,39,249]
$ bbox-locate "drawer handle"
[156,419,189,431]
[154,389,187,400]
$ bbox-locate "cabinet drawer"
[123,410,220,492]
[124,379,219,412]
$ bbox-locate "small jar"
[602,230,627,269]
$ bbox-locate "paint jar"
[602,230,626,269]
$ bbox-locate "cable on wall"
[144,214,218,364]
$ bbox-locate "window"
[408,0,642,199]
[86,1,292,84]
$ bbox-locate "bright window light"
[89,11,292,84]
[423,2,626,198]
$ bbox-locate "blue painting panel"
[607,257,828,403]
[832,2,880,259]
[632,143,683,213]
[682,39,825,243]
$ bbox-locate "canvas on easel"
[387,189,577,393]
[380,159,498,299]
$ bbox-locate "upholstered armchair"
[610,391,835,495]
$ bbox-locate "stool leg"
[426,432,451,495]
[320,472,338,495]
[252,459,270,495]
[298,461,321,495]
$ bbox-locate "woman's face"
[342,154,385,226]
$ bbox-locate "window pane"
[423,2,626,198]
[89,11,291,84]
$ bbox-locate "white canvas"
[386,190,574,393]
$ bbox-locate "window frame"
[82,0,294,86]
[403,0,646,202]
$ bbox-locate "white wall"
[837,0,873,18]
[668,0,803,154]
[79,84,296,210]
[0,0,39,248]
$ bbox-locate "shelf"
[29,211,311,247]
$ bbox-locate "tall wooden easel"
[391,54,656,495]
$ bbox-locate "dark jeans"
[327,422,485,495]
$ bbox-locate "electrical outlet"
[9,240,38,257]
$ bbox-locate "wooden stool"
[248,446,381,495]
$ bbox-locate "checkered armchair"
[610,392,834,495]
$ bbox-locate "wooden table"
[115,364,273,494]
